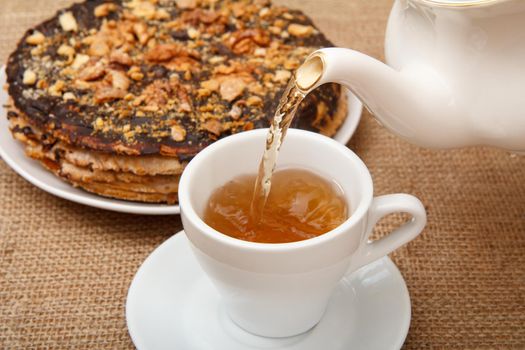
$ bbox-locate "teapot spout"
[297,48,466,148]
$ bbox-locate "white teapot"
[297,0,525,151]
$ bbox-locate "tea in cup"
[204,167,348,244]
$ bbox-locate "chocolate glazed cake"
[5,0,347,203]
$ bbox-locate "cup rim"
[179,129,373,252]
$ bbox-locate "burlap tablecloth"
[0,0,524,348]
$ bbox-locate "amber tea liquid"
[204,168,348,243]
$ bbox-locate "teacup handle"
[351,194,427,271]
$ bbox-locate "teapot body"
[385,0,525,151]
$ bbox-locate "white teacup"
[179,129,426,338]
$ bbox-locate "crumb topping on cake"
[6,0,342,158]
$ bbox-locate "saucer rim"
[126,231,411,350]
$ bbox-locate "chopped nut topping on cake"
[63,92,76,101]
[57,44,76,64]
[201,78,219,91]
[26,31,45,45]
[187,27,200,39]
[108,70,131,91]
[78,61,106,81]
[48,80,65,96]
[170,124,187,142]
[94,86,127,104]
[71,54,90,69]
[94,3,117,17]
[220,76,246,102]
[132,1,157,20]
[22,70,37,85]
[127,66,144,81]
[287,23,314,37]
[228,104,242,119]
[110,50,133,66]
[202,119,222,136]
[229,28,270,55]
[246,95,263,106]
[273,69,291,83]
[59,11,78,32]
[176,0,197,9]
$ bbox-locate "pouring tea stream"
[297,0,525,152]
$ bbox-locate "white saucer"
[0,66,362,214]
[126,232,411,350]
